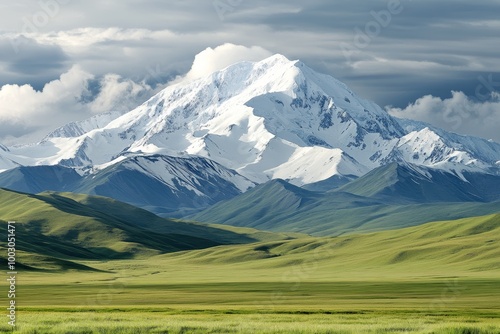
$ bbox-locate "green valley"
[1,190,499,333]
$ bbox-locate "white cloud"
[0,66,154,145]
[32,28,176,50]
[179,43,273,83]
[0,66,91,141]
[349,58,451,74]
[387,91,500,142]
[88,73,152,113]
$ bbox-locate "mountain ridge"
[0,154,255,216]
[190,163,500,235]
[2,54,498,177]
[0,54,499,215]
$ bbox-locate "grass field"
[4,278,500,333]
[3,309,500,333]
[2,213,500,333]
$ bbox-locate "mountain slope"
[164,213,500,276]
[0,188,297,270]
[335,162,500,202]
[74,154,254,216]
[301,174,357,192]
[0,155,255,216]
[396,117,500,172]
[0,188,218,260]
[45,111,123,139]
[0,165,81,194]
[190,176,500,236]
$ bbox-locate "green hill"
[156,213,500,278]
[0,188,298,271]
[189,179,500,236]
[334,162,500,202]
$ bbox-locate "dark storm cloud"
[184,0,499,111]
[240,0,500,35]
[0,1,226,33]
[0,36,69,88]
[5,37,68,74]
[343,71,500,108]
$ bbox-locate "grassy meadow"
[1,213,499,333]
[3,309,500,333]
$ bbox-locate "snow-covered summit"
[1,54,499,185]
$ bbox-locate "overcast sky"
[0,0,499,144]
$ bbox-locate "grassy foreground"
[3,279,500,333]
[2,214,500,333]
[2,309,500,333]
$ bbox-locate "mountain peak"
[1,55,499,191]
[260,53,293,65]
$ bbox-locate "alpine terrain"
[0,54,499,219]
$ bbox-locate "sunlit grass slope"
[149,213,500,281]
[0,188,298,271]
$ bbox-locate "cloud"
[1,36,68,74]
[87,73,153,113]
[0,36,70,89]
[2,0,499,110]
[0,66,91,143]
[2,28,252,91]
[387,91,500,142]
[32,28,176,49]
[179,43,273,83]
[0,66,155,145]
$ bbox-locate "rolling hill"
[156,213,500,278]
[189,172,500,235]
[0,188,298,271]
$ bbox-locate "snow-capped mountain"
[76,154,255,216]
[395,118,500,175]
[45,111,123,139]
[0,154,254,216]
[0,54,499,208]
